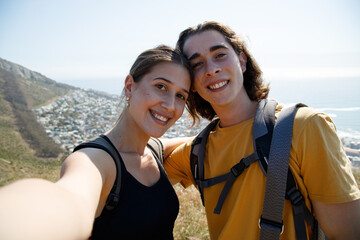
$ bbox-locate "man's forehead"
[183,30,230,57]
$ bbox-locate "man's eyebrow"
[188,53,200,62]
[155,77,189,94]
[210,44,228,52]
[188,44,229,61]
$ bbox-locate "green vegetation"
[0,93,63,186]
[0,68,68,186]
[0,69,66,157]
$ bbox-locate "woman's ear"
[239,52,247,73]
[124,75,134,98]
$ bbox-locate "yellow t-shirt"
[164,106,360,240]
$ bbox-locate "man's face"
[183,30,247,108]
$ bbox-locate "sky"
[0,0,359,95]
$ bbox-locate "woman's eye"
[176,93,186,101]
[155,84,166,91]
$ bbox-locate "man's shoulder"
[276,103,327,123]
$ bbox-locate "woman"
[0,45,192,240]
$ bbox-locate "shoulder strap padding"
[147,137,164,164]
[253,99,278,174]
[260,103,306,240]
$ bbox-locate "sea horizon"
[59,77,360,140]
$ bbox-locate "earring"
[126,97,130,108]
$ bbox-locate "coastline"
[342,137,360,167]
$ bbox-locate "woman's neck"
[105,112,150,156]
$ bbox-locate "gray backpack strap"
[253,99,278,174]
[259,104,299,240]
[147,137,164,164]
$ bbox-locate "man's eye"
[216,53,226,59]
[156,84,166,90]
[191,62,203,70]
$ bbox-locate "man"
[162,21,360,239]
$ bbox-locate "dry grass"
[173,184,209,240]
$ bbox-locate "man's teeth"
[153,112,168,122]
[209,81,227,90]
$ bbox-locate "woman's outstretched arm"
[0,149,116,240]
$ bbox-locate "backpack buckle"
[259,216,284,235]
[231,161,246,177]
[105,193,120,210]
[287,187,303,206]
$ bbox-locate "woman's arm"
[160,137,192,159]
[0,178,94,240]
[0,149,116,240]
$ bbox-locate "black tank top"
[90,136,179,240]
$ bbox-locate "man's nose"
[205,60,221,77]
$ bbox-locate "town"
[33,89,206,152]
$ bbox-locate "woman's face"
[127,61,191,138]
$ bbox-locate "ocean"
[267,77,360,140]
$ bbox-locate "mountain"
[0,57,77,107]
[0,57,77,186]
[0,57,62,85]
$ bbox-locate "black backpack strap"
[73,135,121,210]
[213,152,258,214]
[190,118,219,205]
[286,170,313,240]
[190,100,277,213]
[147,137,164,164]
[73,136,166,210]
[212,99,278,214]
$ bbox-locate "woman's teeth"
[152,112,168,122]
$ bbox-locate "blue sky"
[0,0,359,94]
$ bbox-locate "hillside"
[0,57,77,108]
[0,58,76,186]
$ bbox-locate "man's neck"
[214,98,258,128]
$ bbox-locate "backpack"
[73,135,164,210]
[190,99,327,240]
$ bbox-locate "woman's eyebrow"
[155,77,189,94]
